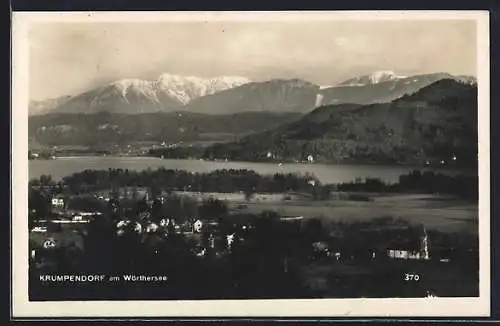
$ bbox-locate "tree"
[135,195,149,215]
[253,210,281,251]
[244,188,255,202]
[28,189,51,225]
[164,195,183,222]
[39,174,53,186]
[131,186,139,201]
[149,185,161,199]
[303,218,325,243]
[29,178,41,187]
[151,198,164,223]
[199,198,228,219]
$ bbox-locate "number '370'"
[404,273,420,281]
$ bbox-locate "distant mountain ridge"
[318,72,476,106]
[153,73,252,104]
[203,79,478,167]
[28,111,302,148]
[29,71,476,116]
[183,78,320,114]
[30,74,251,115]
[29,95,73,116]
[338,70,407,86]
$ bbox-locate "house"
[43,238,57,249]
[208,233,215,249]
[226,233,235,250]
[388,249,410,259]
[193,219,203,233]
[203,220,219,233]
[386,226,430,260]
[51,196,64,208]
[311,241,330,258]
[192,246,206,257]
[29,229,84,256]
[146,222,159,234]
[159,218,175,228]
[116,219,143,236]
[116,187,148,200]
[73,215,83,222]
[280,216,304,222]
[138,211,151,221]
[31,226,47,233]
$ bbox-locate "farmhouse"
[386,226,430,260]
[51,196,65,208]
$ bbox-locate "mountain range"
[29,95,73,116]
[319,72,476,106]
[29,71,476,116]
[29,71,478,167]
[29,111,302,148]
[201,79,478,167]
[30,74,251,115]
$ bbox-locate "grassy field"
[227,193,478,234]
[300,257,478,298]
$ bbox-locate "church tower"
[420,226,430,260]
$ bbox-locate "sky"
[29,19,477,101]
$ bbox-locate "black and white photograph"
[11,11,490,317]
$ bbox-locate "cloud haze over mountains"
[29,19,477,101]
[27,16,480,168]
[29,70,476,116]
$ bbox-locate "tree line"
[335,169,478,200]
[29,168,478,202]
[30,168,318,195]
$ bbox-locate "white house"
[196,247,206,257]
[116,220,143,236]
[73,215,83,221]
[193,219,203,233]
[31,226,47,233]
[43,238,57,249]
[387,226,430,260]
[208,233,215,249]
[388,249,410,259]
[146,223,159,233]
[51,197,64,208]
[226,233,235,250]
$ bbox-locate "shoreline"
[30,154,478,172]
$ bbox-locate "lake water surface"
[29,156,473,184]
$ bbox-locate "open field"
[300,257,478,298]
[227,193,478,234]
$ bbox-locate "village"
[27,176,480,301]
[30,185,436,259]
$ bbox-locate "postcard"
[11,10,490,317]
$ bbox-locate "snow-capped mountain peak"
[155,73,251,104]
[453,75,477,86]
[339,70,406,87]
[367,70,403,84]
[107,79,159,104]
[110,78,150,88]
[29,73,253,115]
[102,74,252,105]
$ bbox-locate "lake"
[29,156,474,184]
